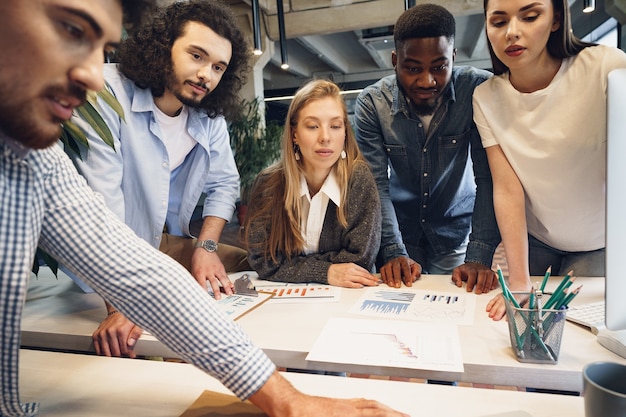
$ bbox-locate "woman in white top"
[244,80,382,288]
[473,0,626,320]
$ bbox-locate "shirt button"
[423,148,427,153]
[162,162,168,168]
[423,204,427,208]
[421,219,426,223]
[162,200,167,206]
[452,139,457,144]
[423,172,428,177]
[424,192,428,197]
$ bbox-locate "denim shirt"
[70,64,239,248]
[354,66,500,267]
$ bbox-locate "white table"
[18,348,584,417]
[22,268,624,391]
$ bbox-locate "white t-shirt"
[473,45,626,251]
[299,171,341,254]
[153,105,197,171]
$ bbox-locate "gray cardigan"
[247,162,382,283]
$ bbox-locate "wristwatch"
[194,239,218,253]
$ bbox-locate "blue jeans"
[407,237,469,275]
[528,235,604,276]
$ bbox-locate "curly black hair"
[394,3,455,49]
[120,0,157,30]
[117,0,251,119]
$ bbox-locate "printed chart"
[252,282,340,303]
[210,292,273,320]
[306,317,463,372]
[350,287,476,325]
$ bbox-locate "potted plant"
[229,98,282,225]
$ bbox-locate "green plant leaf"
[94,87,125,121]
[228,98,282,205]
[75,102,116,150]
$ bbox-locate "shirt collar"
[299,170,342,207]
[0,131,32,160]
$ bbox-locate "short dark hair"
[394,3,455,49]
[117,0,251,119]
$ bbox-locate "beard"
[163,65,208,109]
[0,82,85,150]
[411,99,438,116]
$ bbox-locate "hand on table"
[379,256,421,288]
[291,396,410,417]
[191,249,234,300]
[486,280,531,321]
[249,371,410,417]
[93,311,143,359]
[327,263,380,288]
[451,262,498,294]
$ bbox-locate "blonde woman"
[244,80,381,288]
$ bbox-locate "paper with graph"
[306,317,463,372]
[252,282,341,303]
[350,287,476,325]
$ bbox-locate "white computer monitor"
[605,68,626,331]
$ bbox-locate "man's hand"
[249,371,410,417]
[92,311,143,358]
[191,249,234,300]
[328,263,380,288]
[379,256,421,288]
[451,262,498,294]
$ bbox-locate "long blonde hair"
[244,79,366,262]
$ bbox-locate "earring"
[340,150,347,160]
[293,143,301,161]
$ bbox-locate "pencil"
[544,270,573,309]
[560,285,583,308]
[545,276,576,310]
[540,265,552,292]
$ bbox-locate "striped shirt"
[0,135,274,417]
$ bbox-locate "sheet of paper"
[350,287,476,325]
[252,282,341,303]
[306,317,464,373]
[206,291,274,320]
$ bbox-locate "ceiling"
[159,0,622,99]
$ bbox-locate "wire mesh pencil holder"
[504,291,567,364]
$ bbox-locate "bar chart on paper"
[350,288,476,325]
[252,282,341,303]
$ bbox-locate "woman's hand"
[327,263,380,288]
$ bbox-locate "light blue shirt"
[70,64,239,247]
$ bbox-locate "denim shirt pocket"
[383,143,411,174]
[437,128,471,166]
